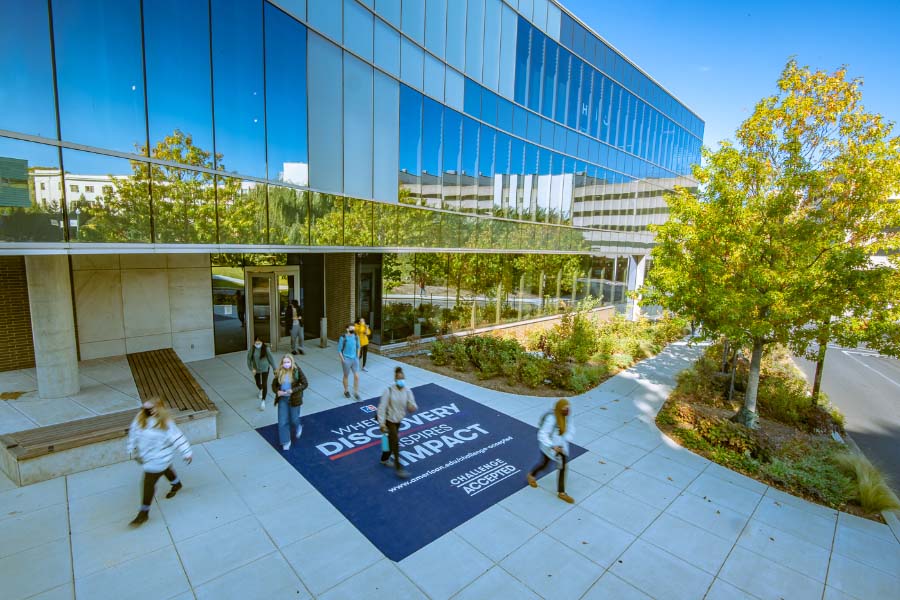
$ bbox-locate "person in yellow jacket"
[354,317,372,371]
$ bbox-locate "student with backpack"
[338,323,361,400]
[271,354,309,451]
[377,367,417,479]
[527,398,576,503]
[247,335,272,411]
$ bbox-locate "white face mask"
[282,361,291,369]
[255,342,262,349]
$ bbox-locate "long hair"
[554,398,570,435]
[137,396,171,430]
[275,354,296,384]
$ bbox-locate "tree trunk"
[812,339,827,405]
[727,348,738,402]
[721,339,731,373]
[733,340,763,429]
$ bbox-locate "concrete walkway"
[0,341,897,599]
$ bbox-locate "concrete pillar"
[25,255,80,398]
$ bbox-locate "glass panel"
[211,0,266,177]
[374,18,401,77]
[464,0,484,80]
[478,127,495,214]
[527,29,544,111]
[555,50,570,123]
[277,272,298,347]
[513,17,529,105]
[464,77,482,118]
[498,3,518,100]
[308,0,342,41]
[461,117,480,211]
[216,176,266,244]
[424,54,445,101]
[546,2,561,40]
[152,165,216,244]
[399,85,423,204]
[145,0,213,156]
[442,108,462,211]
[375,203,441,247]
[0,137,64,242]
[373,72,400,203]
[424,0,447,58]
[481,89,498,124]
[343,0,373,61]
[482,0,502,91]
[212,266,247,354]
[343,198,374,246]
[309,192,343,245]
[265,3,308,185]
[566,58,582,129]
[445,67,464,111]
[375,0,400,27]
[53,0,145,152]
[540,42,557,118]
[63,149,151,243]
[0,2,56,137]
[401,0,425,44]
[269,0,305,20]
[250,274,273,344]
[532,0,548,31]
[307,33,343,193]
[421,98,443,208]
[268,186,308,245]
[445,0,466,71]
[343,53,374,199]
[400,37,424,90]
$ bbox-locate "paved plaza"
[1,341,898,599]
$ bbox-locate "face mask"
[395,379,406,388]
[142,407,153,417]
[282,361,291,369]
[254,342,262,349]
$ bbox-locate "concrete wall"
[72,254,214,362]
[0,257,36,372]
[325,253,356,339]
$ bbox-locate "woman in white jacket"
[527,398,576,503]
[126,397,193,526]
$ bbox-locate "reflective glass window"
[513,106,528,139]
[401,0,425,44]
[497,98,514,132]
[552,123,565,151]
[375,0,401,27]
[590,74,605,138]
[445,68,464,111]
[498,3,518,100]
[424,54,445,101]
[540,41,557,118]
[422,98,443,181]
[308,0,342,42]
[442,108,463,210]
[445,0,466,71]
[532,0,548,31]
[151,161,216,244]
[481,89,498,125]
[374,18,401,77]
[399,85,423,201]
[479,127,495,177]
[343,198,374,246]
[461,117,479,178]
[269,0,305,20]
[0,3,56,137]
[53,0,146,153]
[566,58,582,129]
[63,149,151,243]
[216,176,266,245]
[425,0,447,58]
[344,53,374,199]
[309,192,343,245]
[373,72,400,202]
[265,3,308,185]
[211,0,266,177]
[269,187,309,245]
[344,0,374,61]
[566,129,578,155]
[526,30,544,112]
[577,68,592,133]
[546,2,561,41]
[0,137,63,242]
[464,78,482,119]
[526,112,542,143]
[482,0,502,91]
[555,50,570,123]
[518,0,534,20]
[307,33,343,193]
[514,17,529,105]
[465,0,485,80]
[145,0,213,156]
[542,118,555,148]
[401,37,424,90]
[560,12,574,48]
[494,132,511,174]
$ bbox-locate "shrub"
[518,355,549,388]
[569,364,608,393]
[761,443,856,509]
[547,361,573,389]
[429,338,451,366]
[834,452,900,513]
[450,342,469,371]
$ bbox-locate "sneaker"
[298,348,305,355]
[282,442,291,451]
[344,391,351,399]
[354,392,361,401]
[527,474,537,488]
[292,350,298,355]
[558,492,575,504]
[295,424,303,439]
[259,399,265,411]
[381,457,395,467]
[129,511,149,526]
[258,389,263,399]
[396,469,411,479]
[165,482,182,499]
[362,367,368,372]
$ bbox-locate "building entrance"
[246,267,301,353]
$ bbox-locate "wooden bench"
[0,348,218,485]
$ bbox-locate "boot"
[527,474,537,488]
[130,510,149,526]
[165,482,182,499]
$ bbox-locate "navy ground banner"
[257,383,586,561]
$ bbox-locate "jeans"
[277,397,301,445]
[254,371,269,400]
[141,466,178,510]
[291,322,304,352]
[360,344,369,368]
[529,452,567,493]
[379,421,402,470]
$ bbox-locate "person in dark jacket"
[271,354,308,451]
[283,299,305,355]
[247,335,273,411]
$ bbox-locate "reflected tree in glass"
[269,187,309,245]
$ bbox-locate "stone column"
[25,255,80,398]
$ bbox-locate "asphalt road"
[795,347,900,494]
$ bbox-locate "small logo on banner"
[359,404,378,414]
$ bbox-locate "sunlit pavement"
[1,341,897,599]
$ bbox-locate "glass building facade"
[0,0,702,347]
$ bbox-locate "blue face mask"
[395,379,405,388]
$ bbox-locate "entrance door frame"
[244,266,301,352]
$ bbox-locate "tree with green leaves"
[643,60,900,428]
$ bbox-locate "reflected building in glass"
[0,0,702,362]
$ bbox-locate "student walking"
[271,354,308,451]
[338,324,361,400]
[247,335,273,411]
[527,398,576,503]
[377,367,417,479]
[286,299,305,355]
[354,317,372,371]
[126,397,193,526]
